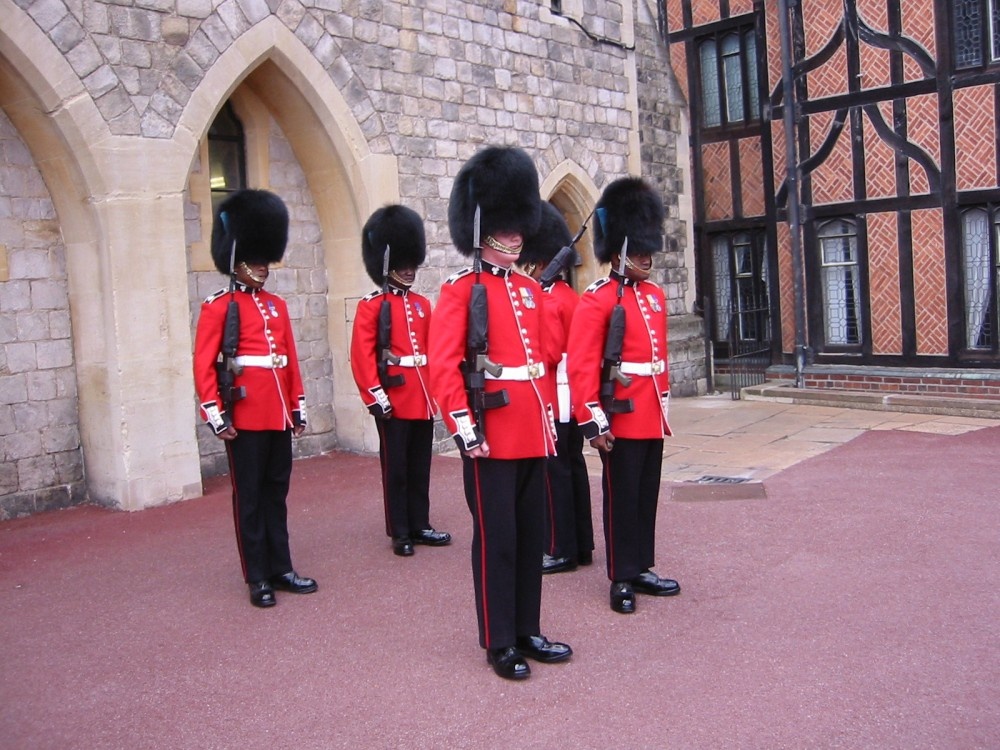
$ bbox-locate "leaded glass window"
[960,208,998,349]
[700,40,722,127]
[711,231,769,344]
[722,33,745,123]
[953,0,1000,68]
[992,0,1000,58]
[818,219,863,346]
[712,235,732,338]
[697,25,760,129]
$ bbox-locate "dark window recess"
[208,101,247,217]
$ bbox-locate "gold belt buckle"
[414,354,427,367]
[652,361,663,374]
[272,354,284,368]
[528,363,540,379]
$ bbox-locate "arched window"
[818,219,862,346]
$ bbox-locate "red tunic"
[350,286,435,420]
[567,274,672,440]
[429,263,558,459]
[193,285,306,433]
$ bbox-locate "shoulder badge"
[203,288,228,304]
[584,277,612,294]
[444,268,474,285]
[361,290,381,302]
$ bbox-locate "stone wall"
[0,109,85,518]
[0,0,704,513]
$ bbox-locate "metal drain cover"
[692,475,751,484]
[671,478,766,502]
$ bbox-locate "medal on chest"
[519,287,536,309]
[413,301,425,318]
[646,294,661,313]
[267,300,279,318]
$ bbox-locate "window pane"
[992,0,1000,59]
[712,236,732,339]
[819,221,862,345]
[733,233,753,276]
[209,141,243,193]
[955,0,983,67]
[744,31,759,120]
[722,33,744,123]
[962,209,992,348]
[700,40,722,127]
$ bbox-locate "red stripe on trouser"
[544,464,556,554]
[376,420,392,537]
[602,452,615,579]
[225,442,249,582]
[472,459,492,649]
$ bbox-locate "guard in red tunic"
[350,204,451,558]
[429,146,572,680]
[193,189,317,609]
[516,202,595,575]
[567,177,680,615]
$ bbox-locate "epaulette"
[361,289,382,302]
[203,288,229,304]
[584,277,612,294]
[444,268,474,285]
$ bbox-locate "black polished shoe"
[486,646,530,680]
[393,538,415,557]
[542,554,576,574]
[249,581,276,608]
[630,570,680,597]
[610,582,636,614]
[577,549,594,566]
[412,528,451,546]
[515,635,572,663]
[269,571,317,594]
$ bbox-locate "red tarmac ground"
[2,417,999,749]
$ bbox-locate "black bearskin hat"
[593,177,664,264]
[448,146,542,257]
[519,201,575,267]
[361,204,427,285]
[210,189,289,275]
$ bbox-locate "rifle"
[377,243,404,391]
[464,204,509,431]
[217,228,246,426]
[538,208,593,288]
[598,237,634,420]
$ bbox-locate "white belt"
[619,359,665,376]
[485,362,546,381]
[235,354,288,369]
[556,355,570,422]
[396,354,427,367]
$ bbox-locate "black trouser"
[462,456,545,650]
[600,437,664,582]
[544,419,594,560]
[226,429,294,583]
[376,417,433,540]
